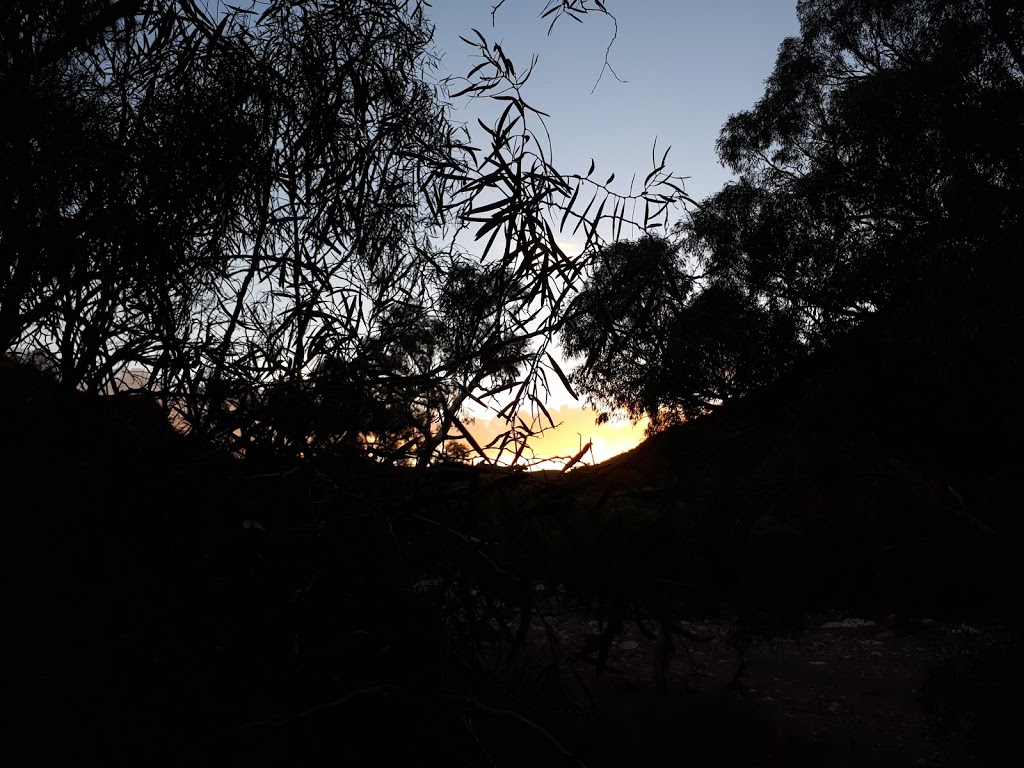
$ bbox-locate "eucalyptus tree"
[1,0,690,464]
[565,0,1024,429]
[561,236,800,429]
[683,0,1024,345]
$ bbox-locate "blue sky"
[428,1,800,209]
[425,1,802,457]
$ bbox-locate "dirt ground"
[519,601,1002,767]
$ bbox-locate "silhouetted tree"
[566,0,1023,428]
[1,1,689,464]
[561,237,799,428]
[683,0,1024,345]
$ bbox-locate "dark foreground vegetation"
[5,269,1023,765]
[4,0,1023,765]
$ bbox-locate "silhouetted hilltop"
[568,265,1022,620]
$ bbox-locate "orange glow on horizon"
[456,405,648,470]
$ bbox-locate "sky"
[428,1,801,205]
[424,1,802,466]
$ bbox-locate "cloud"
[555,239,584,257]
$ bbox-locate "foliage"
[0,0,689,465]
[560,236,689,427]
[561,236,800,429]
[686,0,1024,337]
[566,0,1024,426]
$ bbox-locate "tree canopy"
[565,0,1024,429]
[700,0,1023,333]
[1,0,689,464]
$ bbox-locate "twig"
[440,694,588,767]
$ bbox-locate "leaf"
[547,353,579,400]
[572,192,597,235]
[469,197,511,215]
[511,438,527,466]
[535,398,556,430]
[477,118,498,138]
[561,441,592,473]
[560,182,580,230]
[211,15,229,41]
[481,221,503,261]
[449,410,489,462]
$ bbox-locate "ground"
[516,598,1000,767]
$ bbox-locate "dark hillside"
[1,358,438,764]
[572,266,1022,620]
[4,263,1022,766]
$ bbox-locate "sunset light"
[459,405,648,470]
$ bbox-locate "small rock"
[619,640,639,650]
[717,659,728,667]
[871,640,884,646]
[820,618,875,629]
[953,624,979,635]
[809,661,826,666]
[870,651,883,658]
